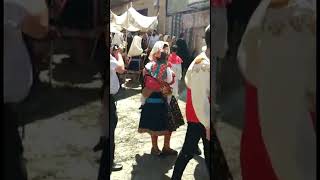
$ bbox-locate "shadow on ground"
[193,156,210,180]
[130,153,209,180]
[131,153,175,180]
[51,57,101,84]
[115,88,141,102]
[17,82,100,125]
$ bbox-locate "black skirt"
[138,92,170,136]
[138,93,185,135]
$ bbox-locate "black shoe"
[93,137,106,152]
[195,146,201,156]
[112,163,123,171]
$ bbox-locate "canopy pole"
[126,4,129,55]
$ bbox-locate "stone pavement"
[22,78,242,180]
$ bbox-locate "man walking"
[171,25,211,180]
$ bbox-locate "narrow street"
[21,55,242,179]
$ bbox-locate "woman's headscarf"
[148,41,165,61]
[163,35,170,42]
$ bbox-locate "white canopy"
[110,7,158,32]
[110,23,122,33]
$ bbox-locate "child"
[167,45,183,98]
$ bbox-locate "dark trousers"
[98,95,118,180]
[4,104,27,180]
[172,122,210,180]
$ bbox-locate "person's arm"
[190,63,210,131]
[115,52,126,74]
[21,14,48,39]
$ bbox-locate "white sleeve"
[110,55,118,71]
[145,62,153,71]
[4,0,28,27]
[190,63,210,129]
[185,61,195,88]
[166,67,173,83]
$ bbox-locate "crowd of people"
[110,29,193,74]
[4,0,316,180]
[104,24,211,179]
[105,0,316,180]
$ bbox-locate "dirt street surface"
[21,55,242,180]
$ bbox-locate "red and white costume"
[185,52,210,129]
[238,0,316,180]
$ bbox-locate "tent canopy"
[111,7,158,32]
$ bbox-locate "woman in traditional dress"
[139,41,184,156]
[237,0,316,179]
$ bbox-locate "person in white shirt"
[237,0,316,180]
[98,53,125,179]
[148,30,160,49]
[171,25,211,180]
[4,0,49,179]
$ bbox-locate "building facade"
[166,0,210,55]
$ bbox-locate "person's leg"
[4,104,27,180]
[93,105,107,152]
[162,132,178,155]
[171,123,202,180]
[97,138,110,180]
[163,133,171,149]
[201,125,211,173]
[151,135,161,155]
[109,95,122,171]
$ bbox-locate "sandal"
[151,147,162,156]
[161,148,178,156]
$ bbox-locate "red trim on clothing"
[186,88,200,123]
[168,53,183,64]
[212,0,232,7]
[241,81,278,180]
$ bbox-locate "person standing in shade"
[98,53,126,180]
[171,25,211,180]
[176,32,190,73]
[4,0,49,179]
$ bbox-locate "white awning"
[110,7,158,32]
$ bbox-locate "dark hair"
[158,52,168,63]
[179,33,184,38]
[112,44,119,51]
[205,25,210,49]
[171,45,178,52]
[163,44,169,48]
